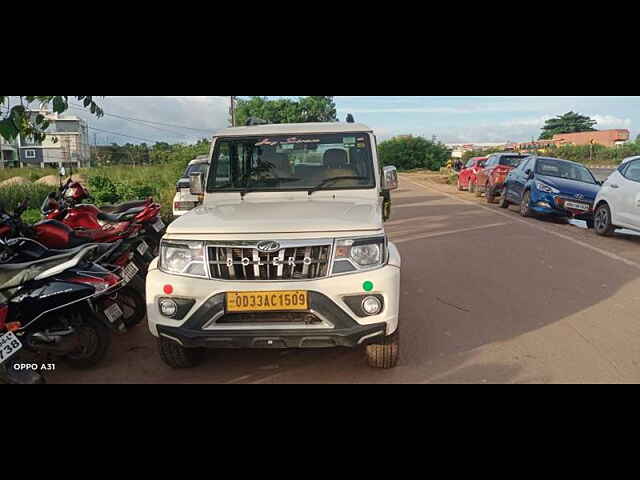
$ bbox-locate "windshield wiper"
[307,176,368,196]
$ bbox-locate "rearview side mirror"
[190,173,204,196]
[525,169,534,179]
[382,166,399,191]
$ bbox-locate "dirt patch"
[0,177,31,187]
[35,174,87,187]
[35,175,61,186]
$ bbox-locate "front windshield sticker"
[343,137,356,146]
[256,137,321,147]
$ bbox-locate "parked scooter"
[0,242,120,369]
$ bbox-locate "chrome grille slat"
[208,242,332,281]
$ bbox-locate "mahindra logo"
[574,194,585,200]
[256,241,281,253]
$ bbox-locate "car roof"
[532,156,586,167]
[213,122,373,137]
[490,152,529,157]
[188,155,210,166]
[621,155,640,165]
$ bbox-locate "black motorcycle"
[0,242,122,370]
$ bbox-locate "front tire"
[366,330,399,369]
[158,338,204,369]
[520,190,533,218]
[594,203,616,236]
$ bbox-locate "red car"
[457,157,487,192]
[474,153,529,203]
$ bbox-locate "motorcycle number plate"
[137,240,149,257]
[152,218,165,232]
[0,331,22,365]
[122,262,140,285]
[104,303,124,324]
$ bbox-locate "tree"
[0,96,103,142]
[378,136,451,171]
[235,96,338,126]
[539,111,598,140]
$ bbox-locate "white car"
[172,155,210,217]
[594,156,640,235]
[147,122,402,369]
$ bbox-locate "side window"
[211,142,233,188]
[623,160,640,183]
[618,162,630,176]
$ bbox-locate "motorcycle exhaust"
[28,329,81,354]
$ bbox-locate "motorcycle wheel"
[64,313,112,370]
[116,286,147,328]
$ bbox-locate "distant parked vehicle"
[594,156,640,236]
[500,156,600,228]
[457,157,487,192]
[474,153,529,203]
[173,155,210,217]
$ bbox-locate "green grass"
[0,162,183,223]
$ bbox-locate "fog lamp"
[159,299,178,318]
[362,296,383,316]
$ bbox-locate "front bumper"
[530,190,594,219]
[146,249,401,350]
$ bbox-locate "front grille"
[208,243,332,281]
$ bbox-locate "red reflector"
[163,285,173,295]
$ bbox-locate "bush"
[378,136,451,171]
[0,184,51,213]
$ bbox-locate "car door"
[509,157,531,201]
[478,156,494,188]
[615,159,640,229]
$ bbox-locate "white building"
[17,108,90,169]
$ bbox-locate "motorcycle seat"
[101,200,149,214]
[97,207,144,223]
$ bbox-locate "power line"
[87,126,162,144]
[69,102,215,133]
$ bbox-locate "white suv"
[172,156,210,217]
[594,156,640,235]
[147,122,402,369]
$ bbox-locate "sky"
[61,96,640,145]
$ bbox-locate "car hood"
[536,175,601,200]
[167,196,384,235]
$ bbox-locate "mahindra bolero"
[146,122,402,369]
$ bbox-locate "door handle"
[610,184,619,189]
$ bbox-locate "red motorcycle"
[45,179,165,255]
[0,202,148,329]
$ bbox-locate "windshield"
[207,134,375,193]
[535,158,597,184]
[499,156,526,167]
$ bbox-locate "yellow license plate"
[226,291,308,312]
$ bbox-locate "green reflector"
[363,281,374,292]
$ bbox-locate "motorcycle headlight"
[333,236,386,273]
[535,181,560,194]
[159,240,207,277]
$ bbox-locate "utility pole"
[230,96,236,127]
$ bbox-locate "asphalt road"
[48,173,640,384]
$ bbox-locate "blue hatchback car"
[499,156,601,228]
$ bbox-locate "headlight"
[159,240,207,277]
[333,236,386,273]
[535,181,559,194]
